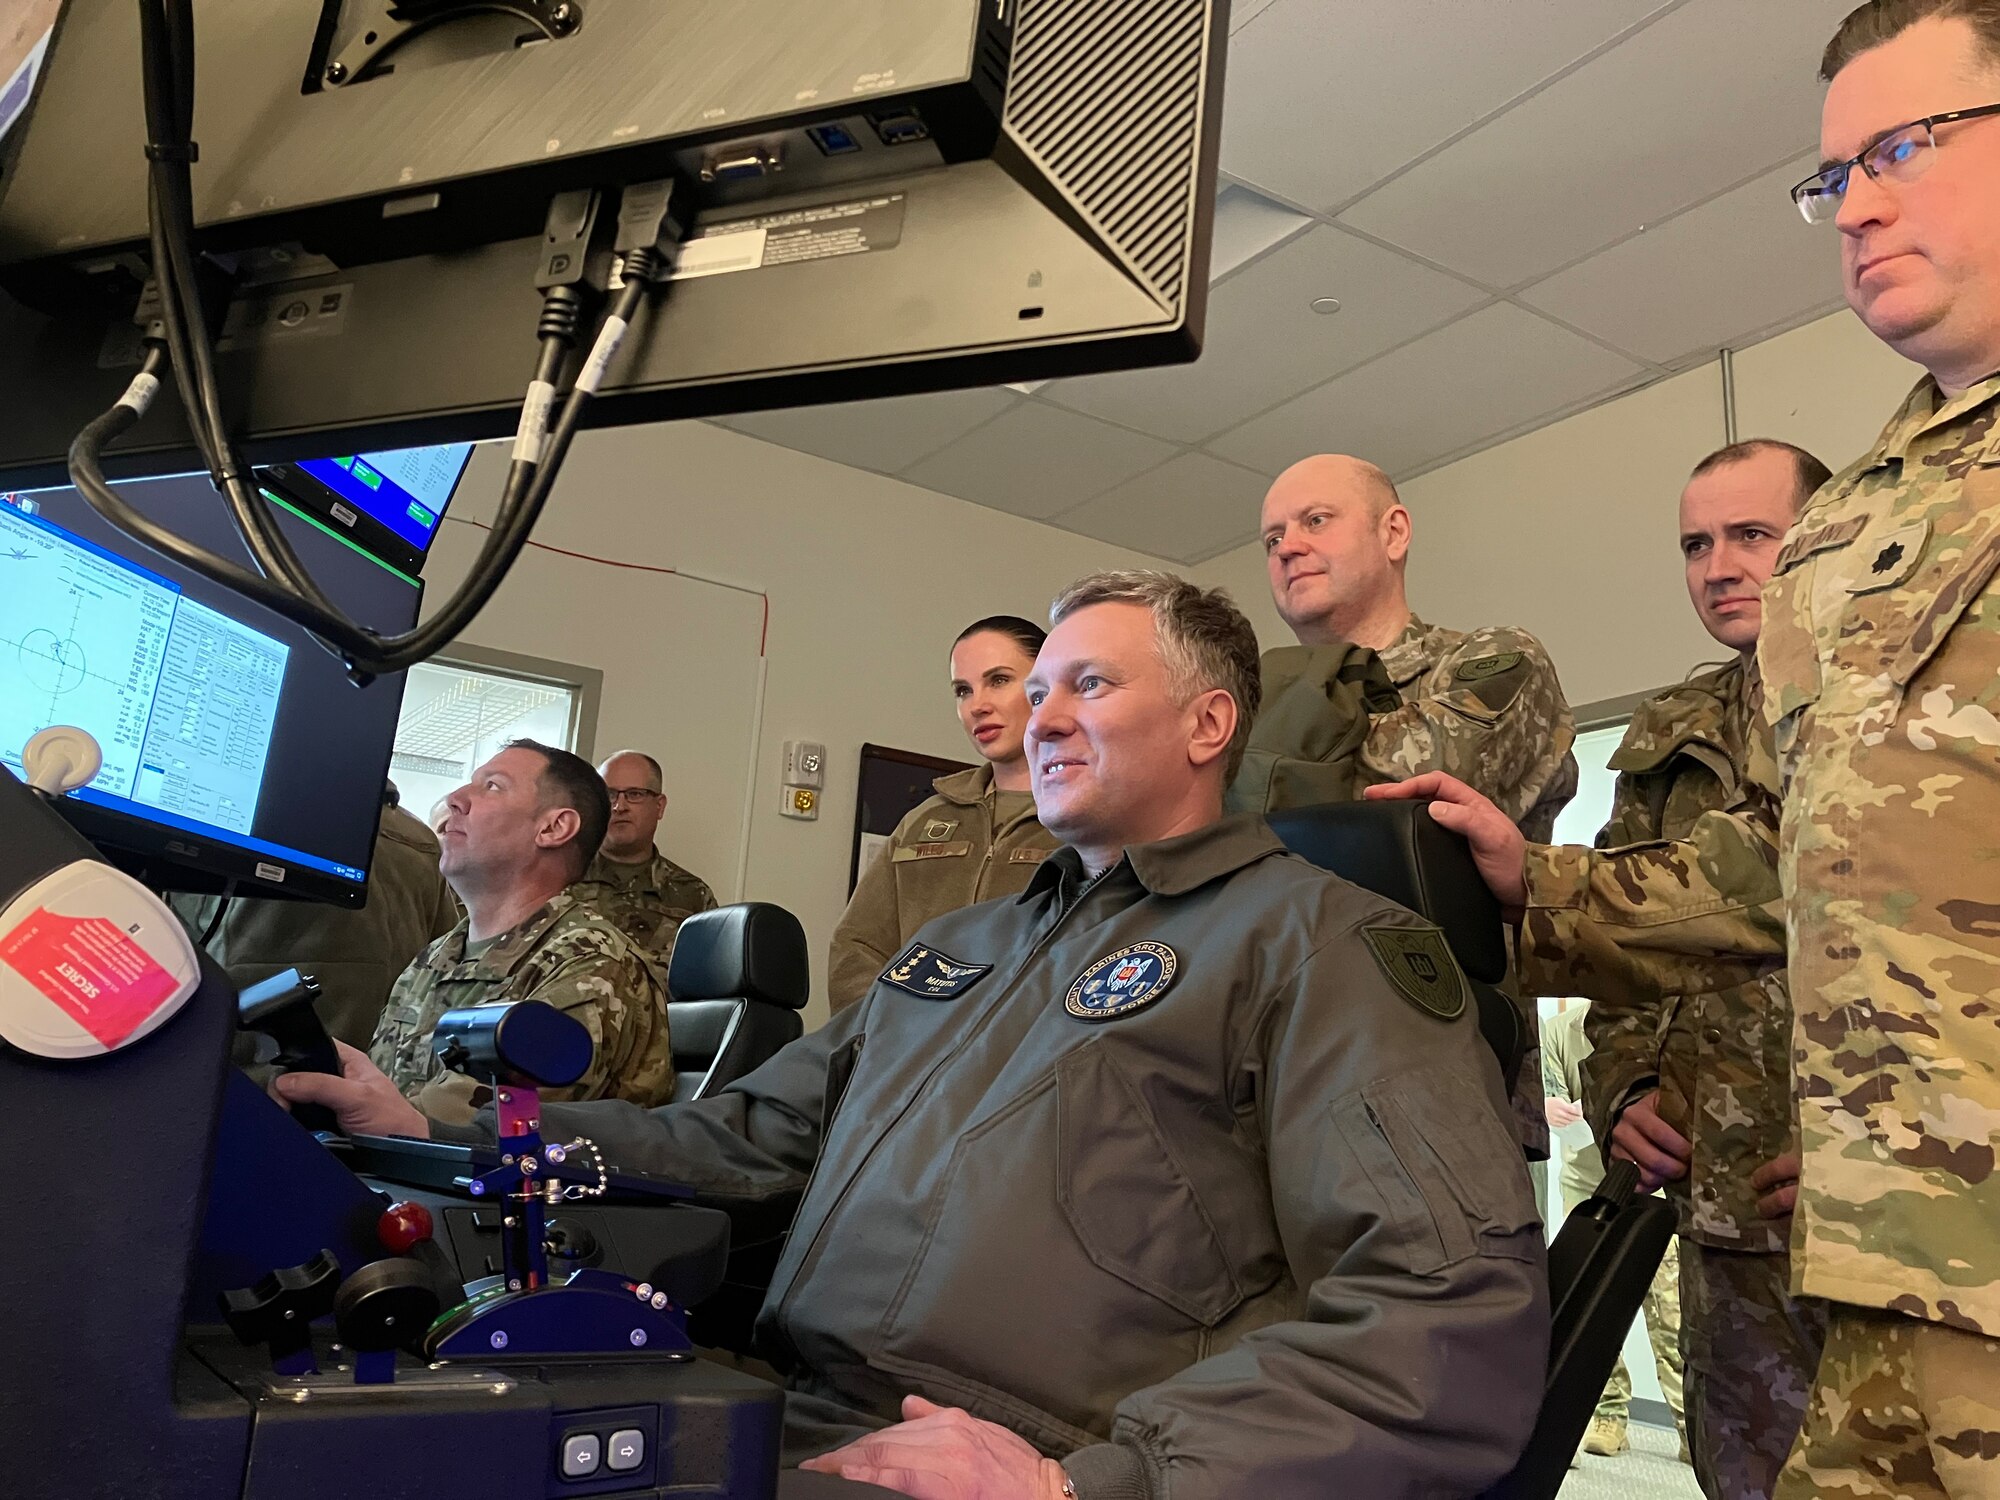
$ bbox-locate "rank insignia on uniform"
[922,819,958,842]
[1064,942,1178,1021]
[1455,651,1523,683]
[1361,926,1466,1020]
[879,943,992,1000]
[1846,519,1928,593]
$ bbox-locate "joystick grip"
[237,968,340,1133]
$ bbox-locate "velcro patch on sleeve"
[1361,925,1467,1020]
[1455,651,1524,683]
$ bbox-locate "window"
[1539,714,1680,1413]
[389,647,599,824]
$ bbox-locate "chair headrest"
[1266,800,1508,984]
[666,903,810,1010]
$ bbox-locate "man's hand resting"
[272,1040,431,1139]
[1365,773,1528,917]
[799,1396,1070,1500]
[1609,1089,1691,1191]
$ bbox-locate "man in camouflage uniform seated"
[570,749,718,979]
[1234,452,1579,1161]
[367,739,673,1124]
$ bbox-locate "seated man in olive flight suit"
[284,570,1548,1500]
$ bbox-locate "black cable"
[140,0,335,609]
[76,0,677,680]
[195,886,232,948]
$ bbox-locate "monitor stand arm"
[319,0,583,88]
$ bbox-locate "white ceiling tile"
[1228,0,1284,35]
[710,387,1016,474]
[1039,225,1487,442]
[1336,0,1856,288]
[901,403,1178,519]
[1519,153,1843,365]
[1208,181,1316,281]
[1205,303,1645,478]
[1053,452,1272,564]
[1220,0,1670,212]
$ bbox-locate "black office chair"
[1482,1162,1676,1499]
[1267,800,1674,1500]
[665,903,809,1102]
[1267,799,1524,1090]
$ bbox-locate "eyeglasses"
[607,788,662,806]
[1792,103,2000,223]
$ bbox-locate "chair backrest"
[665,903,809,1101]
[1479,1162,1676,1499]
[1266,800,1522,1087]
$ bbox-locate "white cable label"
[119,371,161,416]
[577,316,629,395]
[513,378,557,464]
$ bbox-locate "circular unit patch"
[1064,942,1178,1022]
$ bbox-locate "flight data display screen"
[0,475,420,904]
[0,502,288,841]
[294,442,473,553]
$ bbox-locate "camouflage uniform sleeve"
[1572,767,1673,1144]
[1359,628,1577,830]
[827,838,901,1012]
[1516,806,1786,1007]
[531,944,674,1108]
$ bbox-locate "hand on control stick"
[274,1040,430,1139]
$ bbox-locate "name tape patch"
[878,943,992,1001]
[1064,942,1178,1022]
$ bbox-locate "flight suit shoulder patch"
[1064,942,1178,1022]
[1454,650,1524,683]
[878,943,993,1000]
[1361,925,1466,1020]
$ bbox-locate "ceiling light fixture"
[1309,296,1342,315]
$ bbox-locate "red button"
[378,1200,434,1254]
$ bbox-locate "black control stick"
[237,969,340,1134]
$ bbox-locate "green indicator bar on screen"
[258,487,421,589]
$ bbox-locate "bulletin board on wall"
[849,743,974,894]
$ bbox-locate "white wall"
[426,421,1170,1029]
[1195,308,1923,709]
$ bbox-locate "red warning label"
[0,908,179,1048]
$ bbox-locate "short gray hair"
[1048,570,1262,778]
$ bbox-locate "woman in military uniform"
[825,615,1060,1010]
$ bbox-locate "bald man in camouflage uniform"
[370,740,672,1125]
[1373,8,2000,1484]
[1237,453,1578,1159]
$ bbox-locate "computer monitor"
[0,0,1225,484]
[0,473,422,906]
[260,442,475,575]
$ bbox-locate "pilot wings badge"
[878,943,993,1000]
[1064,942,1178,1022]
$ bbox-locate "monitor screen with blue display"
[265,442,475,574]
[0,473,421,907]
